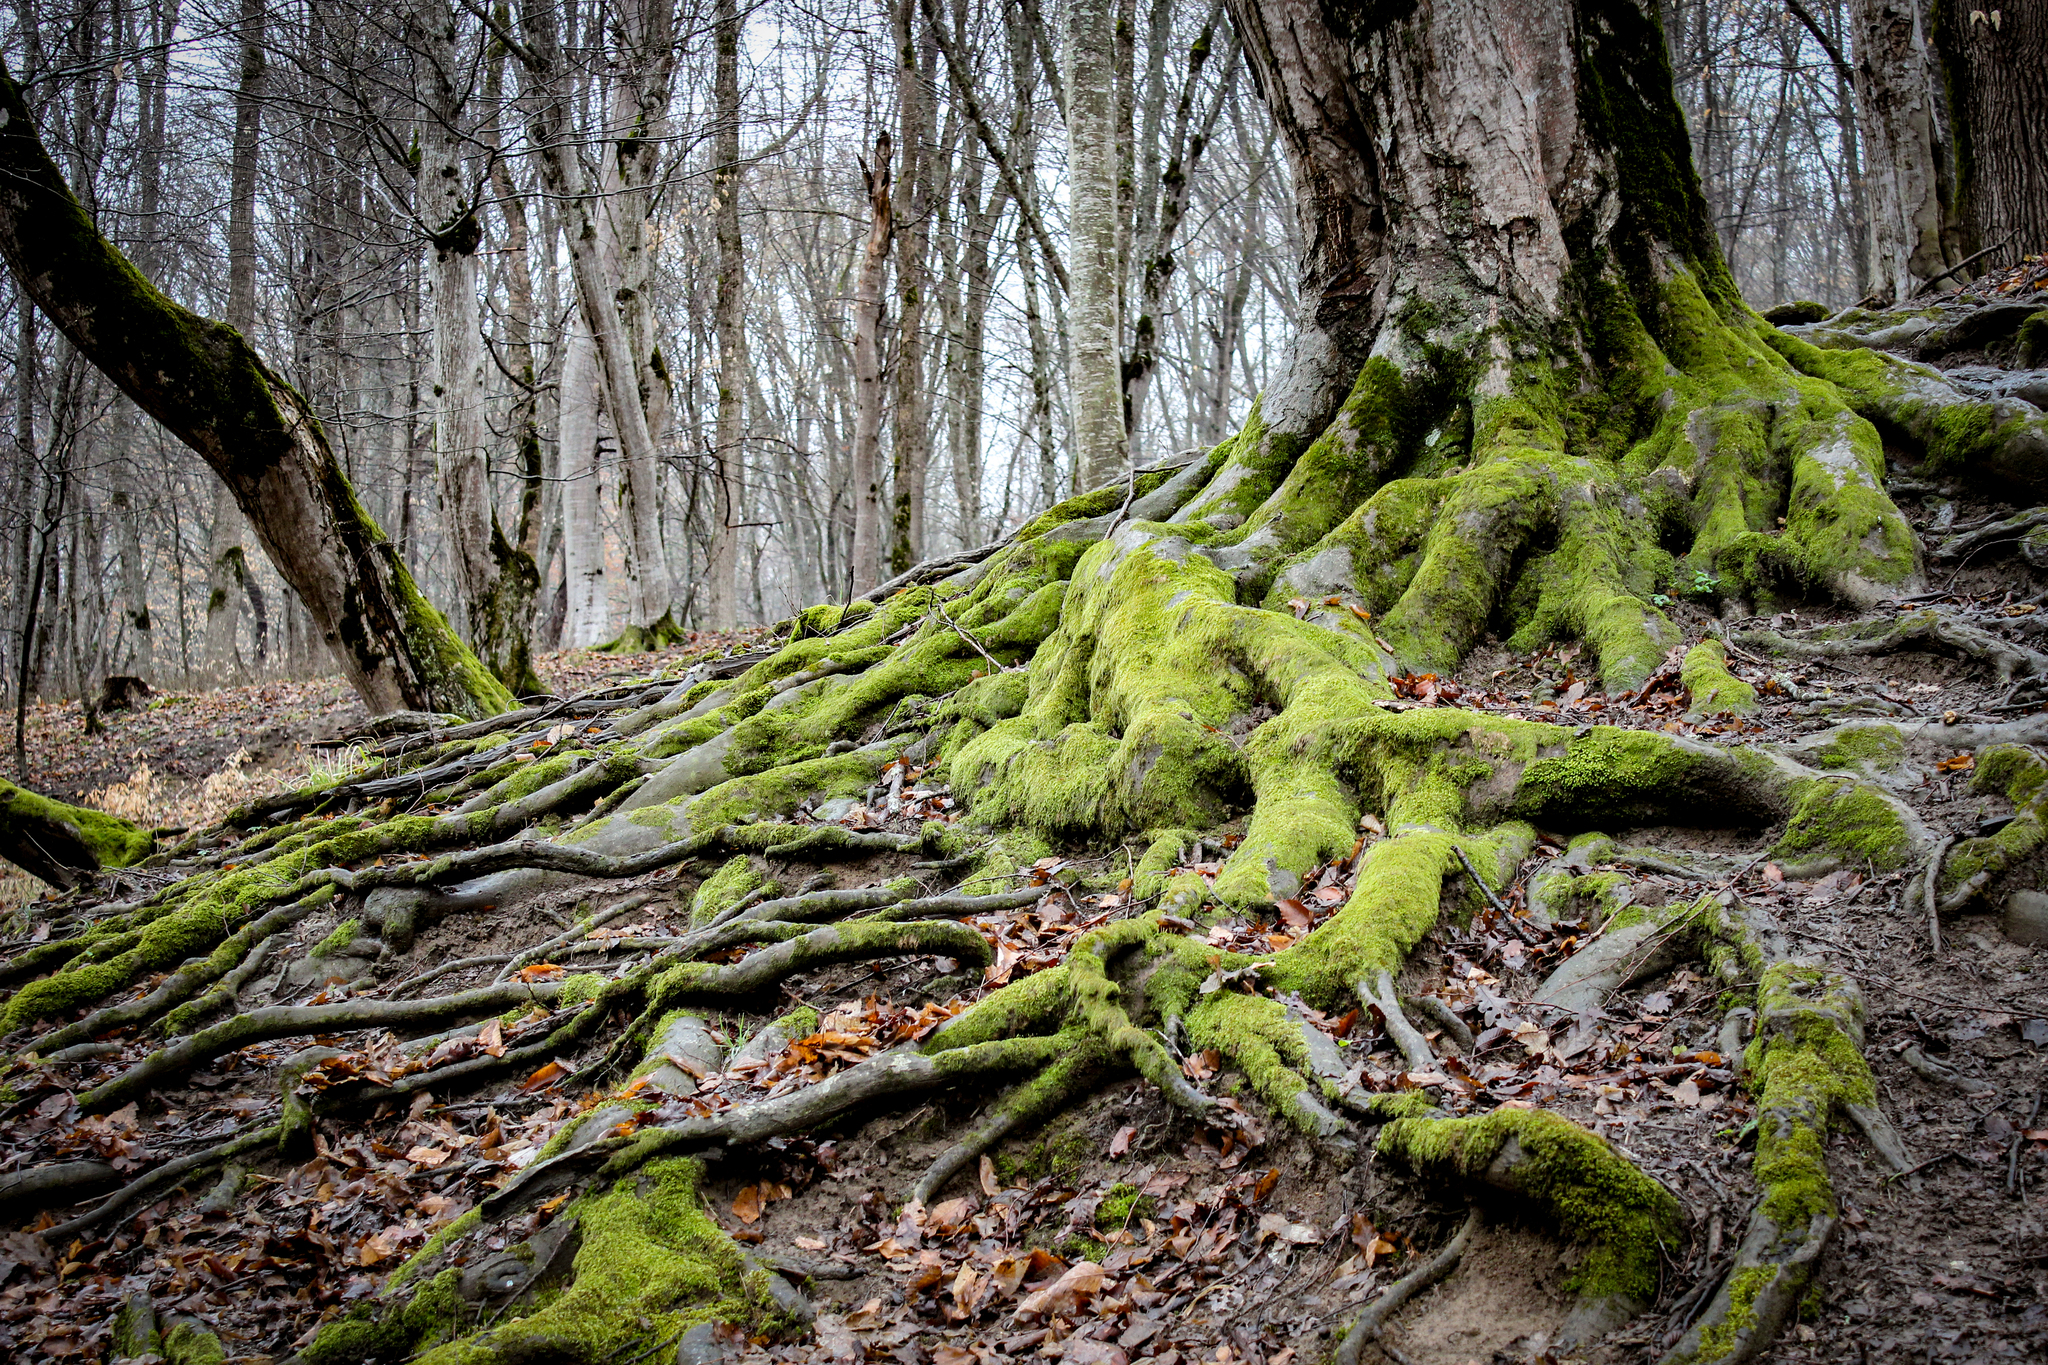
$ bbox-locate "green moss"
[1680,640,1757,717]
[689,855,767,928]
[1811,724,1907,772]
[1377,1108,1682,1302]
[162,1318,226,1365]
[1096,1182,1155,1227]
[1772,777,1911,870]
[311,918,362,958]
[0,777,155,869]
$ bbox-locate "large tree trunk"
[0,62,513,720]
[558,324,611,648]
[889,0,937,574]
[1932,0,2048,271]
[1848,0,1966,299]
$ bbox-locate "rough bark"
[1848,0,1965,300]
[889,0,938,574]
[1932,0,2048,271]
[849,132,895,594]
[0,777,152,889]
[706,0,746,630]
[0,63,513,720]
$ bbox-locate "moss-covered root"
[1661,961,1880,1365]
[297,990,798,1365]
[910,1036,1104,1203]
[0,776,154,889]
[1680,639,1757,718]
[1532,895,1711,1016]
[1937,743,2048,913]
[1376,1108,1684,1344]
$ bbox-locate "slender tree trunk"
[1932,0,2048,272]
[206,0,264,684]
[1066,0,1128,491]
[0,62,513,719]
[706,0,746,630]
[516,0,674,641]
[559,324,610,647]
[889,0,937,573]
[849,132,894,593]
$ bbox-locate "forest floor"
[4,553,2047,1365]
[10,267,2048,1362]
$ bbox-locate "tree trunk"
[849,132,894,594]
[0,62,513,720]
[206,0,264,686]
[889,0,937,574]
[1848,0,1965,299]
[705,0,746,631]
[0,777,152,890]
[1066,0,1128,492]
[1932,0,2048,272]
[559,324,611,648]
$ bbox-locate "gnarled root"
[1740,609,2048,685]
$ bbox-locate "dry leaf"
[1017,1260,1107,1317]
[1257,1212,1321,1245]
[519,1060,567,1093]
[1108,1124,1137,1158]
[405,1144,452,1168]
[732,1184,765,1223]
[979,1154,1002,1197]
[794,1235,828,1251]
[476,1019,505,1058]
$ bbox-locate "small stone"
[675,1322,736,1365]
[2003,890,2048,946]
[813,796,860,822]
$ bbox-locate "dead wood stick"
[1334,1207,1480,1365]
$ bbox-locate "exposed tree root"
[1333,1207,1480,1365]
[1741,609,2048,684]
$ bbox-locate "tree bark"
[0,778,152,890]
[889,0,937,573]
[706,0,746,630]
[515,0,676,643]
[0,62,514,720]
[558,324,610,648]
[849,132,894,594]
[1848,0,1965,299]
[1066,0,1129,492]
[1932,0,2048,272]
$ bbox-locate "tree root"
[78,979,575,1113]
[1375,1108,1684,1343]
[1332,1207,1480,1365]
[1359,970,1437,1073]
[910,1043,1103,1204]
[1740,609,2048,684]
[41,1121,284,1244]
[1931,505,2048,566]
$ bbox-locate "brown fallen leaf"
[476,1018,505,1058]
[519,1060,567,1093]
[732,1184,764,1223]
[405,1144,452,1168]
[1108,1124,1137,1158]
[980,1154,1003,1196]
[794,1235,828,1251]
[1017,1260,1107,1317]
[1257,1212,1321,1245]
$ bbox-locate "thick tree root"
[1376,1108,1684,1343]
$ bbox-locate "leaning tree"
[0,63,514,722]
[6,2,2048,1363]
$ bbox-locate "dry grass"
[82,742,371,832]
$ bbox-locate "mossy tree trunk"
[0,63,514,721]
[0,778,152,890]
